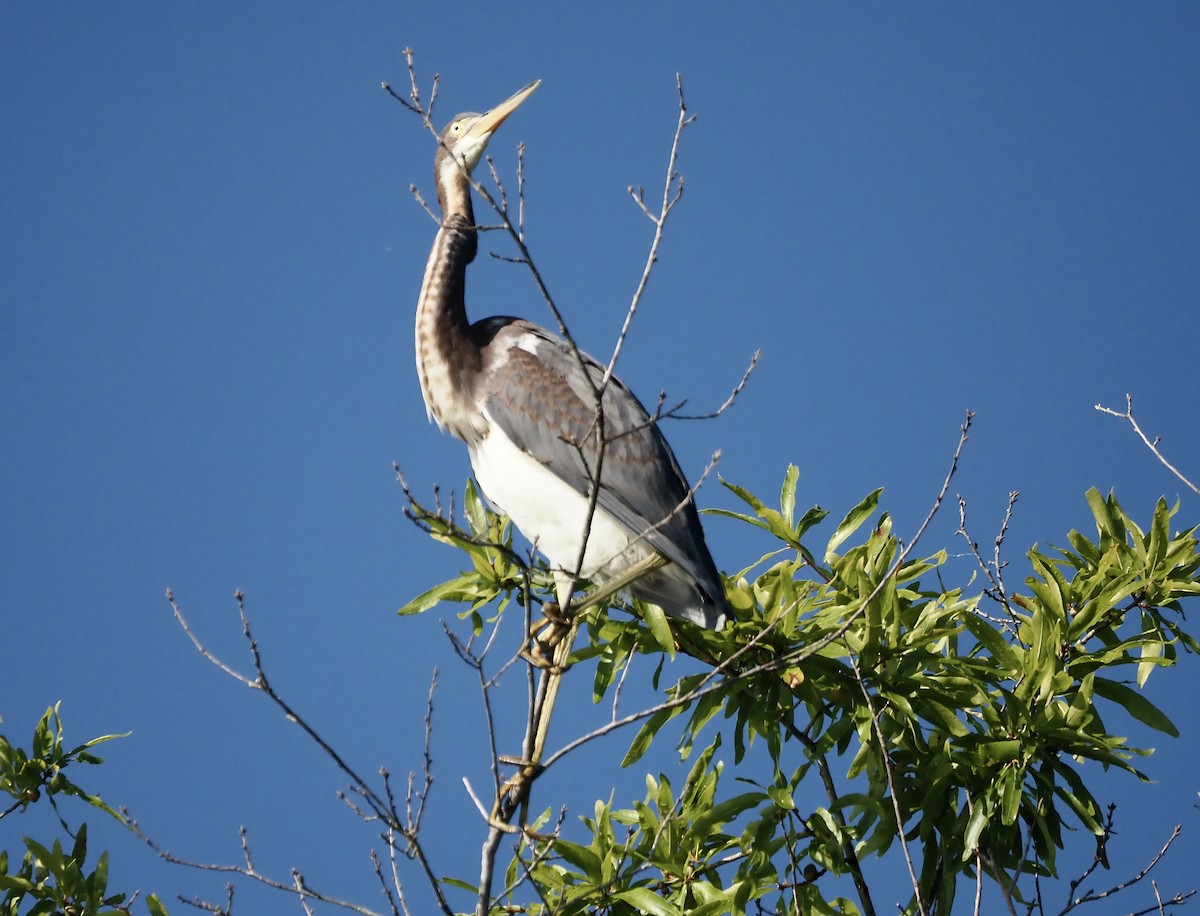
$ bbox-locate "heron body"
[415,82,729,630]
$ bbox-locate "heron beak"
[466,80,540,141]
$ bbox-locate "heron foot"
[521,602,574,670]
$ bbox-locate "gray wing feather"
[473,319,724,604]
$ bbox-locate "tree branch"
[1096,394,1199,497]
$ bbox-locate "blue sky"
[4,3,1199,912]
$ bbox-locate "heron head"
[438,80,540,178]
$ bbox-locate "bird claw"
[542,600,572,625]
[489,758,546,832]
[521,603,575,670]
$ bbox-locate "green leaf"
[1092,677,1179,737]
[552,840,603,882]
[1027,552,1068,623]
[32,706,60,759]
[146,893,170,916]
[1146,497,1171,569]
[70,821,88,866]
[1085,487,1124,543]
[718,477,770,516]
[825,489,882,562]
[1137,638,1164,689]
[962,802,989,858]
[93,848,110,899]
[688,899,737,916]
[440,876,480,892]
[961,611,1021,673]
[795,504,830,539]
[68,731,129,759]
[780,464,799,526]
[766,785,795,810]
[396,578,470,616]
[615,887,681,916]
[1049,759,1104,834]
[704,506,768,532]
[642,602,675,658]
[690,791,765,837]
[998,765,1023,825]
[971,739,1022,766]
[593,639,626,703]
[463,479,487,534]
[624,707,677,767]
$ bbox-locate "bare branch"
[1059,818,1191,915]
[847,653,927,916]
[369,847,403,916]
[123,819,384,916]
[159,589,456,916]
[663,350,761,422]
[165,591,388,820]
[956,491,1020,631]
[1096,394,1199,497]
[599,72,696,395]
[407,184,439,224]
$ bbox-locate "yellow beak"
[464,80,540,141]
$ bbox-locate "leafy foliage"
[397,480,532,635]
[404,470,1199,915]
[0,706,168,916]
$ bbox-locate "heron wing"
[472,319,722,597]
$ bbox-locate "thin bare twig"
[847,654,927,916]
[124,819,383,916]
[158,590,455,916]
[600,73,695,394]
[166,592,389,817]
[1059,820,1190,915]
[1096,394,1199,497]
[957,490,1020,630]
[768,410,975,673]
[983,846,1021,916]
[665,350,761,421]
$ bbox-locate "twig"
[1061,804,1117,909]
[784,722,877,916]
[1124,891,1196,916]
[957,490,1020,630]
[159,590,455,916]
[1096,394,1199,497]
[665,351,760,421]
[370,846,403,916]
[1059,821,1189,914]
[847,653,927,916]
[600,72,695,395]
[165,591,384,819]
[983,847,1021,916]
[411,670,437,833]
[611,638,637,721]
[124,819,382,916]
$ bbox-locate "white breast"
[468,414,652,582]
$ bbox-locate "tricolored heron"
[415,81,729,631]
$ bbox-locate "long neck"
[415,160,485,440]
